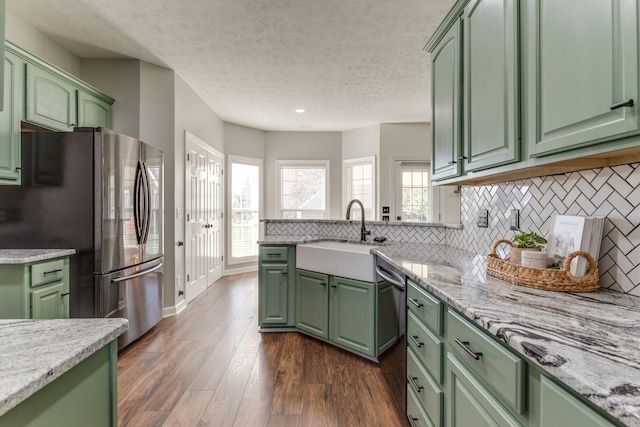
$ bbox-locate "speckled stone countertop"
[259,237,640,426]
[0,249,76,264]
[0,318,128,417]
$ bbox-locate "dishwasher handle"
[375,264,405,290]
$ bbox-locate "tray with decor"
[486,239,600,292]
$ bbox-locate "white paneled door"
[185,132,223,304]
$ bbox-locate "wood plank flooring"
[118,272,407,427]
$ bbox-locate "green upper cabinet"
[0,50,22,184]
[525,0,639,157]
[462,0,519,171]
[26,63,78,132]
[0,0,6,112]
[78,89,111,128]
[431,20,462,181]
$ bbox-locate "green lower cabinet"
[258,245,295,328]
[408,347,444,427]
[295,269,396,359]
[0,341,118,427]
[31,282,67,319]
[295,269,329,338]
[329,276,375,356]
[0,256,70,319]
[539,376,618,427]
[408,384,436,427]
[447,353,522,427]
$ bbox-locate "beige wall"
[6,10,80,76]
[264,131,342,219]
[174,74,225,304]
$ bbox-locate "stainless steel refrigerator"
[0,128,164,349]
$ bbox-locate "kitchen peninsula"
[259,226,640,427]
[0,318,127,427]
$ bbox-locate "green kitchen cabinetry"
[295,268,397,359]
[406,281,625,427]
[431,20,462,181]
[0,256,70,319]
[524,0,639,158]
[295,269,329,338]
[77,89,112,128]
[0,341,118,427]
[430,0,519,181]
[26,62,78,132]
[461,0,519,172]
[0,49,22,185]
[258,245,295,328]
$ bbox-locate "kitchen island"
[259,235,640,426]
[0,318,128,426]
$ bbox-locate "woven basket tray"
[486,239,600,292]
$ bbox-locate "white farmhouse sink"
[296,241,379,282]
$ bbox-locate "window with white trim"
[343,156,375,220]
[277,160,329,219]
[229,156,261,263]
[394,161,438,222]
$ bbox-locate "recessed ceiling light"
[295,109,305,113]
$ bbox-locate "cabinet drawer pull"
[408,297,423,308]
[61,292,70,297]
[282,272,288,277]
[408,415,419,427]
[409,335,424,348]
[610,99,634,110]
[408,375,424,393]
[455,338,483,360]
[266,253,281,257]
[43,269,63,275]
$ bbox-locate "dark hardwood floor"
[117,272,407,427]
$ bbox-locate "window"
[395,161,437,222]
[277,160,329,219]
[228,156,261,264]
[344,156,375,220]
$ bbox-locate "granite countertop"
[258,237,640,425]
[373,242,640,427]
[0,318,128,417]
[0,249,76,264]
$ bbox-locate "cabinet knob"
[610,99,634,110]
[457,155,468,160]
[448,160,457,165]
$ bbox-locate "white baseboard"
[223,265,258,276]
[163,299,187,318]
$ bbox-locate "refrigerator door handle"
[111,261,163,283]
[141,161,151,244]
[134,161,145,244]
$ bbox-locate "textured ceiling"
[6,0,456,131]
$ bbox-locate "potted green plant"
[511,229,547,265]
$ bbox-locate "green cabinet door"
[447,353,522,427]
[462,0,519,172]
[525,0,639,157]
[31,282,66,319]
[0,50,22,184]
[329,276,375,357]
[78,90,111,128]
[539,376,618,427]
[26,63,77,131]
[431,20,462,181]
[259,263,290,326]
[295,269,329,339]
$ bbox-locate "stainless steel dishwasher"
[375,255,408,419]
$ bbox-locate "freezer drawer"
[96,257,163,350]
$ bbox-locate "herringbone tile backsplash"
[265,163,640,295]
[448,163,640,295]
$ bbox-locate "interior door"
[206,150,223,286]
[185,141,208,303]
